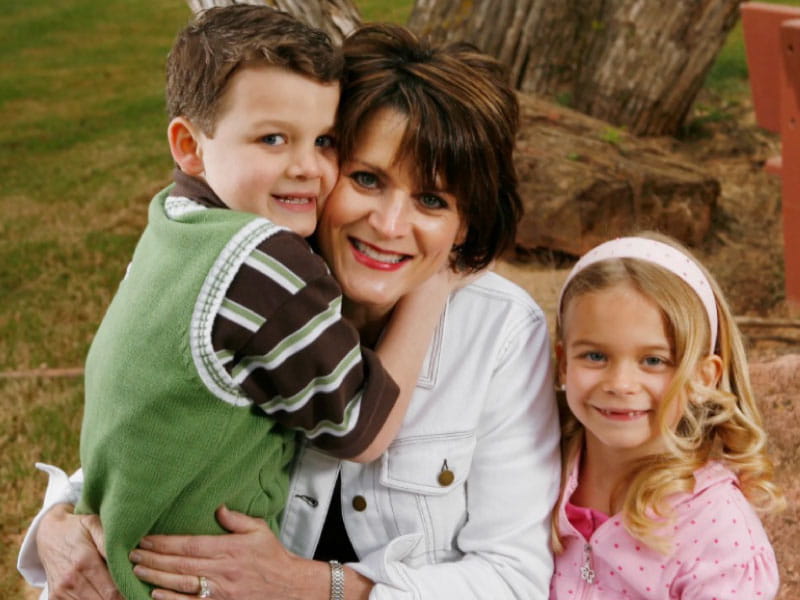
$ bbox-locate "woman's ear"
[167,117,205,176]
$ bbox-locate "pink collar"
[565,501,609,540]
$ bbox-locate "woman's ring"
[198,575,212,598]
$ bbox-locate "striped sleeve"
[210,231,399,459]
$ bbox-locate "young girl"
[550,233,784,599]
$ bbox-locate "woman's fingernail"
[129,551,141,563]
[151,591,164,600]
[139,538,153,549]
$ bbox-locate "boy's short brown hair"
[166,4,342,135]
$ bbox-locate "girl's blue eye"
[585,351,605,362]
[261,134,286,146]
[643,356,668,367]
[316,135,335,149]
[419,194,447,210]
[351,171,379,189]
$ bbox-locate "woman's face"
[316,107,465,315]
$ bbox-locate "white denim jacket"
[19,272,561,600]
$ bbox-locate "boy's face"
[193,64,340,237]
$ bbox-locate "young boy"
[76,6,449,598]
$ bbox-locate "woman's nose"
[368,193,412,238]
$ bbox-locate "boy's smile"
[185,64,339,237]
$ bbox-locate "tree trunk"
[408,0,742,136]
[185,0,361,43]
[181,0,722,252]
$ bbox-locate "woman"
[19,23,560,599]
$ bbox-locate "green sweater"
[77,188,296,599]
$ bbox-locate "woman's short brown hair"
[338,24,522,272]
[166,4,342,135]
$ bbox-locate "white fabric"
[18,272,561,600]
[17,463,85,595]
[281,272,561,599]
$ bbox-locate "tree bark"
[408,0,743,136]
[185,0,361,43]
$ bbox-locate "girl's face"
[559,283,678,460]
[316,107,465,315]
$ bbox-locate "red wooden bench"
[741,1,800,311]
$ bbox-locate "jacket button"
[352,495,367,511]
[438,469,455,486]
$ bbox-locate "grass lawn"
[0,0,792,597]
[1,2,411,596]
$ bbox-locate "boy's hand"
[408,261,493,303]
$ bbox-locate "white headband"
[558,237,718,353]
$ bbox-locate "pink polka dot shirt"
[550,458,779,599]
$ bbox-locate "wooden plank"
[780,19,800,308]
[741,2,800,133]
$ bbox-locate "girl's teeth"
[599,408,645,417]
[353,239,404,264]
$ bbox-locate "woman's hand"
[130,505,329,600]
[36,503,122,600]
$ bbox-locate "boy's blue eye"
[316,135,335,149]
[261,134,286,146]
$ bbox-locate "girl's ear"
[555,341,567,389]
[695,353,723,390]
[167,117,205,176]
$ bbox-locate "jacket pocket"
[378,432,477,563]
[380,431,476,494]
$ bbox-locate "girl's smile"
[592,407,651,421]
[560,282,677,459]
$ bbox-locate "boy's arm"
[213,232,477,463]
[352,268,466,462]
[210,232,399,461]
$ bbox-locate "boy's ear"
[167,117,205,176]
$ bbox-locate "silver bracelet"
[329,560,345,600]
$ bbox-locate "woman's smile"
[316,107,464,316]
[349,237,411,270]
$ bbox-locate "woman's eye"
[261,134,286,146]
[351,171,379,189]
[418,194,448,210]
[316,135,335,149]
